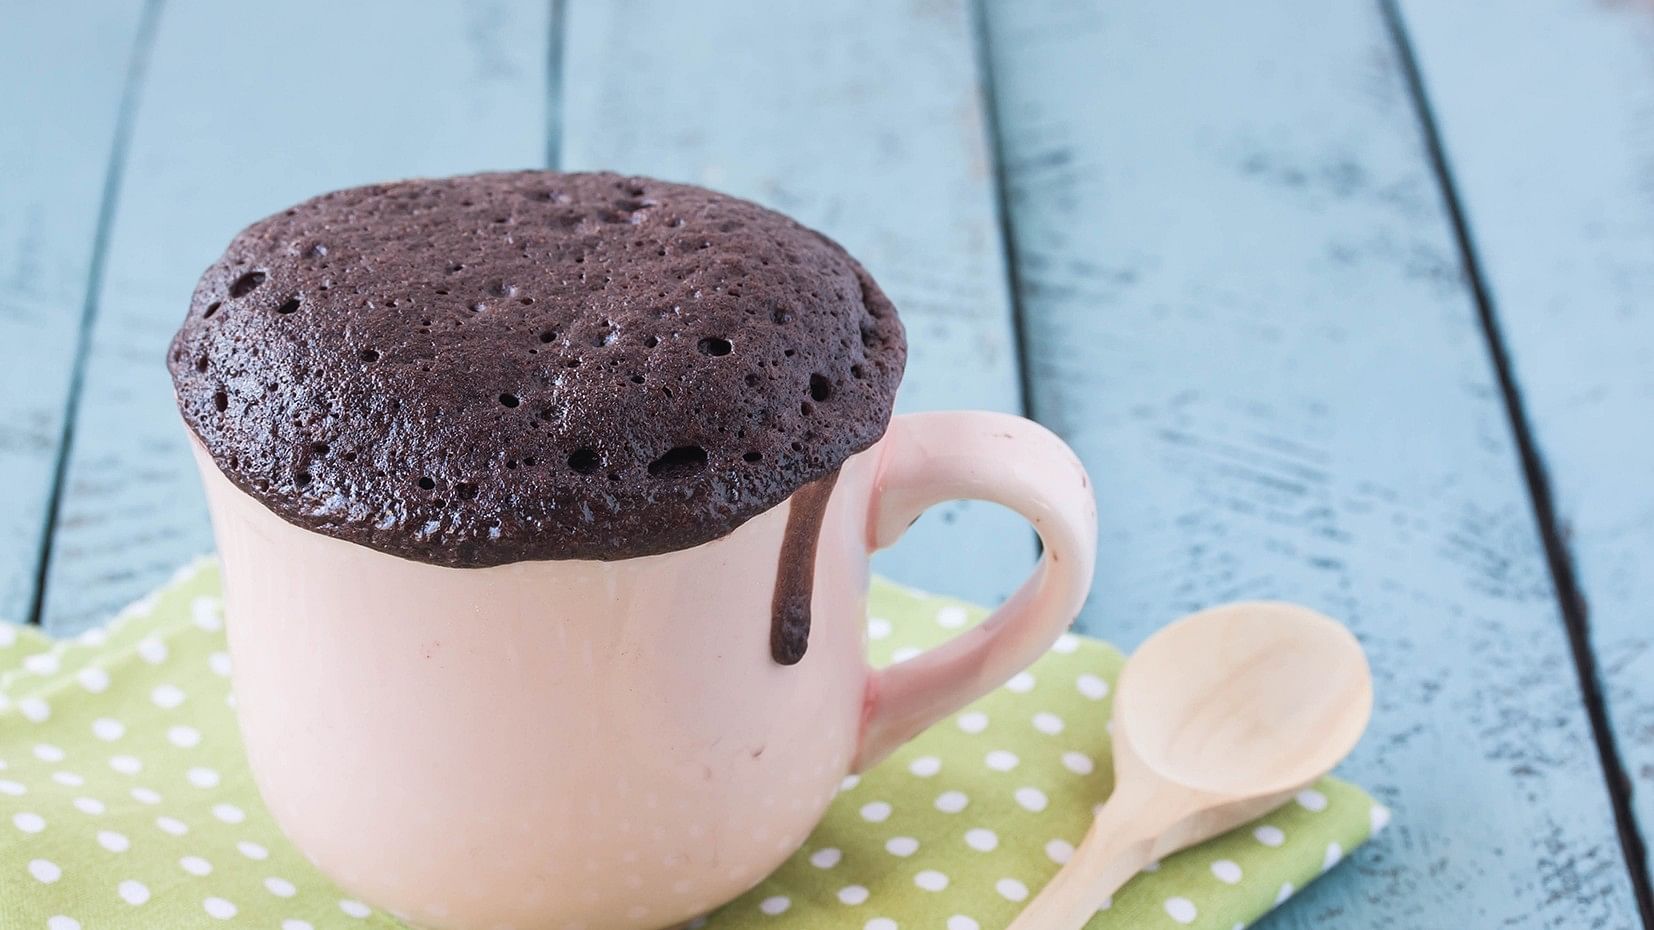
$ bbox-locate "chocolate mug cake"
[171,171,1096,930]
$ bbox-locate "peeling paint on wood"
[982,0,1644,925]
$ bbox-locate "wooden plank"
[1395,0,1654,893]
[0,0,147,622]
[983,1,1645,926]
[559,0,1033,607]
[39,0,551,633]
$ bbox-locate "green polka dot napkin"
[0,560,1386,930]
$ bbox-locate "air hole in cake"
[417,476,436,491]
[809,374,833,402]
[213,390,228,412]
[203,301,221,319]
[195,356,209,373]
[567,448,601,474]
[850,364,865,380]
[643,334,659,349]
[456,483,478,501]
[311,442,330,455]
[276,297,301,314]
[698,337,733,357]
[294,471,312,488]
[228,271,266,297]
[648,445,707,479]
[539,331,557,344]
[359,349,379,362]
[498,393,520,408]
[771,307,791,324]
[744,451,763,463]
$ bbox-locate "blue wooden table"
[4,1,1652,926]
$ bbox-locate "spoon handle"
[1006,796,1163,930]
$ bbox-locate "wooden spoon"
[1008,601,1373,929]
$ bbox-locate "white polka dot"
[137,637,168,664]
[840,775,860,792]
[208,652,232,677]
[956,712,987,734]
[265,876,297,898]
[964,827,998,851]
[192,596,224,630]
[1032,712,1065,734]
[340,899,372,918]
[996,878,1029,902]
[1276,882,1294,904]
[1371,804,1392,832]
[1061,751,1094,775]
[91,718,125,742]
[119,879,150,904]
[1164,897,1197,924]
[0,780,23,796]
[759,895,790,915]
[948,917,980,930]
[1296,788,1328,812]
[890,646,921,663]
[985,750,1019,771]
[109,755,142,775]
[915,869,949,891]
[168,725,202,748]
[187,767,221,788]
[1211,859,1242,883]
[837,885,869,905]
[131,786,160,804]
[936,606,969,629]
[29,858,61,883]
[32,743,64,762]
[1015,787,1048,812]
[98,830,130,852]
[76,627,106,646]
[0,625,13,646]
[52,771,84,787]
[282,921,313,930]
[865,919,897,930]
[78,666,110,693]
[867,617,891,640]
[47,917,78,930]
[14,811,45,833]
[25,652,60,675]
[935,790,969,813]
[204,897,237,920]
[150,684,185,709]
[1253,824,1285,847]
[1076,673,1109,700]
[1006,671,1035,693]
[810,847,841,868]
[908,756,941,777]
[1045,838,1074,863]
[155,816,187,836]
[73,797,104,815]
[237,840,269,860]
[1323,842,1343,871]
[885,836,919,857]
[859,801,891,823]
[180,855,212,876]
[212,803,246,824]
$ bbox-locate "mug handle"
[853,411,1098,771]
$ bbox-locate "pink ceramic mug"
[194,409,1096,930]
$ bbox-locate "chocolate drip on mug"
[770,470,841,665]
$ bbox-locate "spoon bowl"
[1117,600,1372,797]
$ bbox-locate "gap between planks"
[1379,0,1654,924]
[26,0,167,628]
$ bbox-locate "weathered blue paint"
[1397,0,1654,893]
[0,0,146,622]
[38,0,551,633]
[560,0,1035,607]
[981,0,1644,925]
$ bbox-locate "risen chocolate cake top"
[168,171,905,566]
